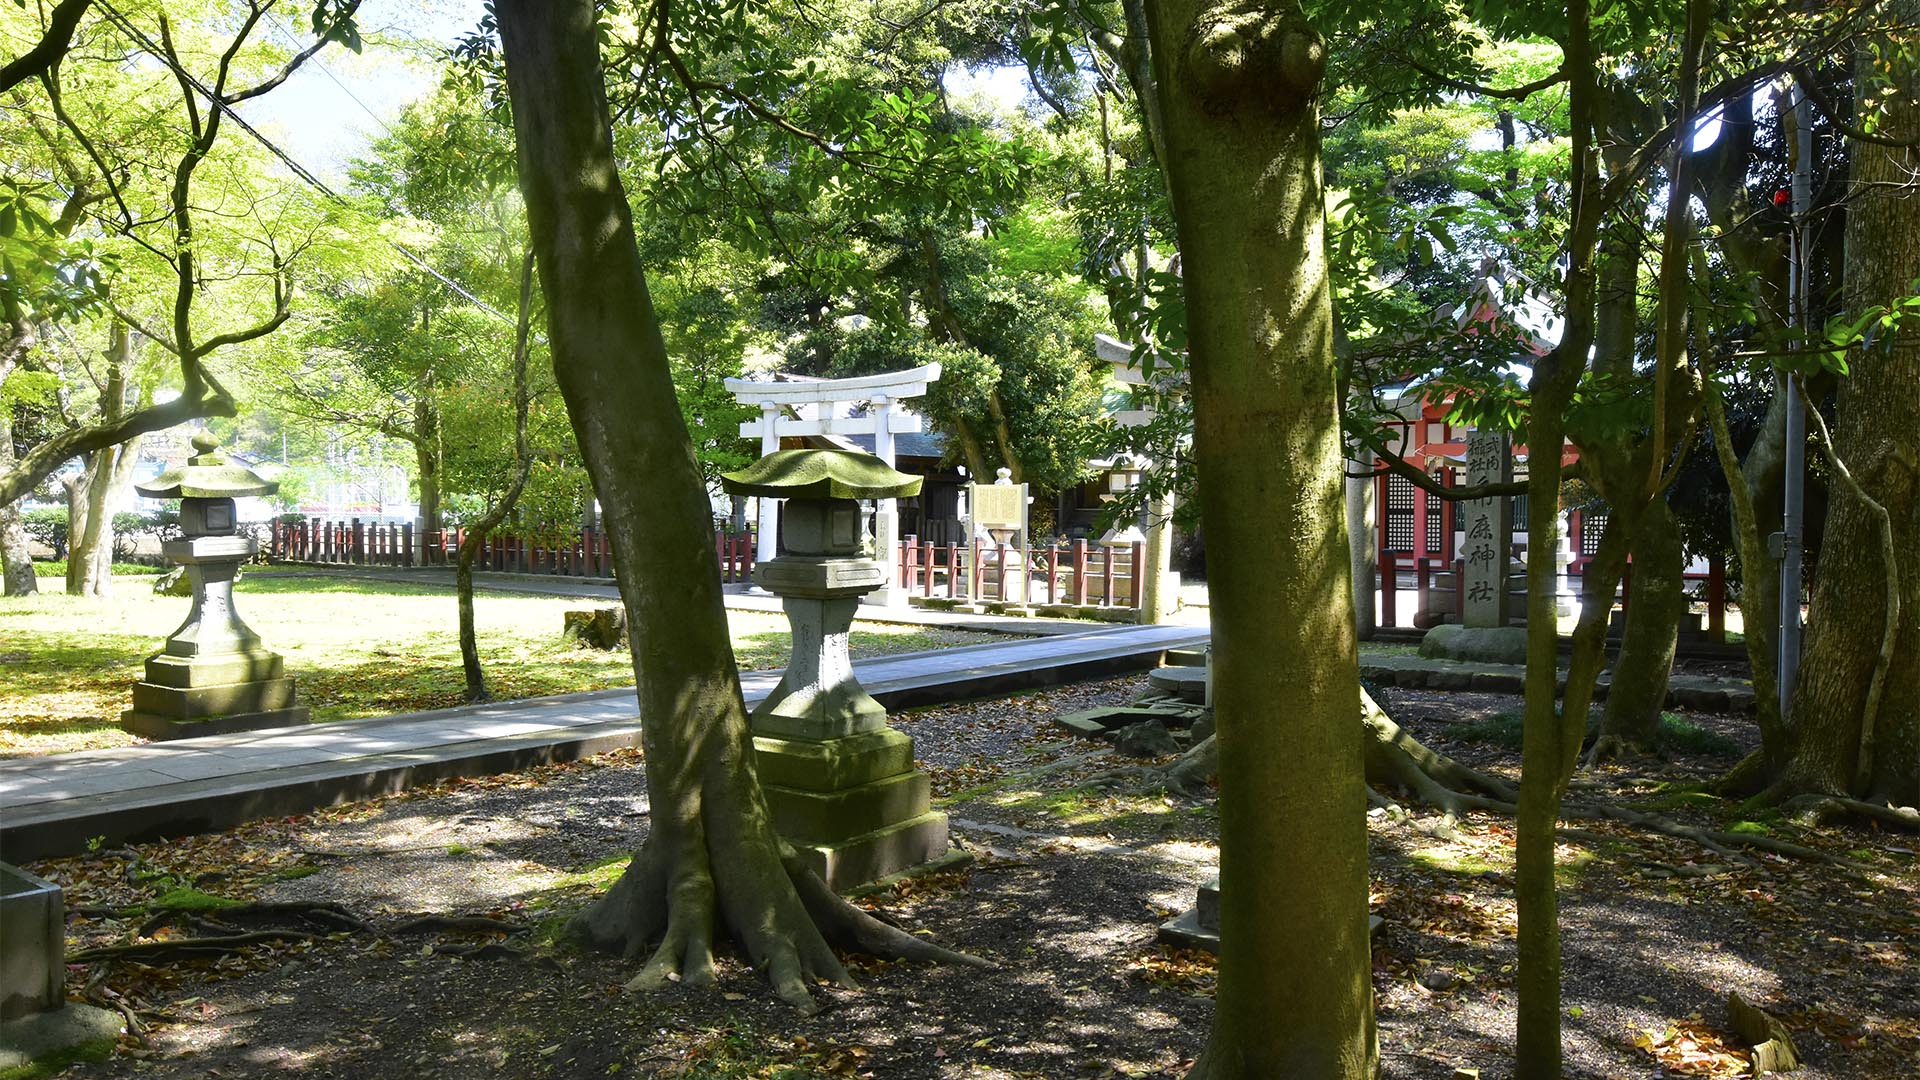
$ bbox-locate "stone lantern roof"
[722,449,921,501]
[136,433,278,499]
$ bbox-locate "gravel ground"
[26,674,1918,1080]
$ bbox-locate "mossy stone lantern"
[120,433,311,740]
[721,449,957,890]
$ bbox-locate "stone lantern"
[722,449,955,890]
[120,433,311,740]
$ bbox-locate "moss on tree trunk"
[495,0,978,1008]
[1780,18,1920,805]
[1143,1,1374,1075]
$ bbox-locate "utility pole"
[1778,80,1813,710]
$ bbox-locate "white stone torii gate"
[726,363,941,605]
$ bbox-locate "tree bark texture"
[1782,27,1920,805]
[1599,499,1686,747]
[1143,2,1374,1076]
[0,403,37,596]
[64,321,136,597]
[496,0,971,1008]
[413,370,443,545]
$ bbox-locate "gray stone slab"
[0,623,1208,861]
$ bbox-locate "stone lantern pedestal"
[723,450,954,891]
[120,434,310,740]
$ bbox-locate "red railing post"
[1100,543,1115,606]
[1380,552,1397,627]
[946,542,959,599]
[1046,543,1058,604]
[1416,557,1433,625]
[970,537,982,600]
[921,540,934,597]
[351,518,365,564]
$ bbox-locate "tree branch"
[0,0,92,94]
[1398,55,1568,101]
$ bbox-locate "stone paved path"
[0,623,1208,862]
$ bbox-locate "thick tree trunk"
[0,406,37,596]
[496,0,974,1009]
[1598,499,1685,748]
[1780,32,1920,805]
[65,322,135,598]
[1143,2,1373,1076]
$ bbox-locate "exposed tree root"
[1776,793,1920,832]
[1092,691,1878,871]
[571,832,988,1013]
[70,929,317,963]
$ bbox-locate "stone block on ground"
[1146,665,1208,705]
[1,863,62,1021]
[562,607,627,649]
[1158,874,1382,954]
[1419,623,1529,666]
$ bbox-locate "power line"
[92,0,519,328]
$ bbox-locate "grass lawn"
[0,569,998,758]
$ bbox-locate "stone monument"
[121,433,312,740]
[1,862,123,1071]
[722,449,956,890]
[968,467,1028,605]
[1420,428,1526,664]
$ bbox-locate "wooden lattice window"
[1385,473,1415,551]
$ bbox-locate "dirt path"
[26,677,1918,1079]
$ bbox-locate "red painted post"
[921,540,934,597]
[946,542,959,599]
[1382,522,1397,622]
[970,537,982,600]
[402,523,414,565]
[1046,543,1058,604]
[1380,552,1397,627]
[1416,557,1432,625]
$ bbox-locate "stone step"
[761,772,931,846]
[1146,666,1208,705]
[792,811,952,894]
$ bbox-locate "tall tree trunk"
[65,321,133,597]
[413,370,443,546]
[456,252,537,704]
[0,405,37,596]
[1598,498,1685,747]
[495,0,975,1009]
[1517,1,1708,1072]
[1779,28,1920,805]
[1143,2,1373,1076]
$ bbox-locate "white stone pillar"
[870,395,903,606]
[756,402,780,564]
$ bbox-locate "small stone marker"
[0,861,124,1071]
[1159,875,1383,953]
[1460,429,1512,628]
